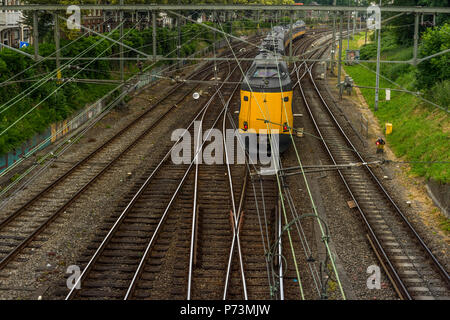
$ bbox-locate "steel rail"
[0,77,206,271]
[295,51,412,299]
[65,73,228,299]
[0,38,249,230]
[64,45,244,298]
[295,35,449,298]
[277,198,285,300]
[0,63,229,272]
[222,159,249,300]
[0,63,203,217]
[124,78,242,301]
[185,77,235,299]
[306,60,450,289]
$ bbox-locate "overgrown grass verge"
[341,32,449,183]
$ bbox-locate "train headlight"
[283,123,289,132]
[243,122,248,131]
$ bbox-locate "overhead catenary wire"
[0,19,126,116]
[0,18,239,215]
[0,16,117,112]
[272,29,347,299]
[0,19,138,138]
[215,16,309,299]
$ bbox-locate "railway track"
[293,33,450,300]
[63,45,260,299]
[0,39,257,273]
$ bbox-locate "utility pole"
[331,0,337,74]
[257,10,260,35]
[413,13,419,66]
[338,12,343,99]
[152,11,156,61]
[347,0,350,49]
[359,8,362,31]
[177,0,181,68]
[119,0,124,86]
[289,11,293,65]
[374,1,382,111]
[365,13,368,44]
[54,13,60,72]
[33,11,39,61]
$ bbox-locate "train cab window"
[253,68,279,78]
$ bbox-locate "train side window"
[244,96,249,101]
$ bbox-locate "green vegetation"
[0,20,257,156]
[342,28,449,183]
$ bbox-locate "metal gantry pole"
[177,0,181,68]
[257,10,260,35]
[413,12,419,66]
[331,0,337,74]
[374,4,382,111]
[33,11,39,61]
[54,13,60,71]
[152,11,156,61]
[347,0,350,49]
[338,12,343,99]
[365,14,368,44]
[119,0,124,85]
[289,11,293,65]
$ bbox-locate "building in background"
[0,0,30,48]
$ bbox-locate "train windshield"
[253,68,279,78]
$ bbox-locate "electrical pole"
[347,0,350,49]
[374,1,382,111]
[413,13,419,66]
[331,0,337,75]
[54,13,60,72]
[338,12,343,99]
[152,11,156,61]
[257,10,260,35]
[120,0,124,86]
[33,11,39,61]
[177,0,181,68]
[365,12,368,44]
[289,12,293,65]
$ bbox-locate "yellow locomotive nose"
[239,90,293,135]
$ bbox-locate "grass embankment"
[341,32,449,184]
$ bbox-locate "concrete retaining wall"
[426,180,449,218]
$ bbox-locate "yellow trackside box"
[385,123,392,135]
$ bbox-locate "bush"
[416,23,450,89]
[425,80,450,110]
[360,43,376,60]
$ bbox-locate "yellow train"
[238,20,306,155]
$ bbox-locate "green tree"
[416,23,450,89]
